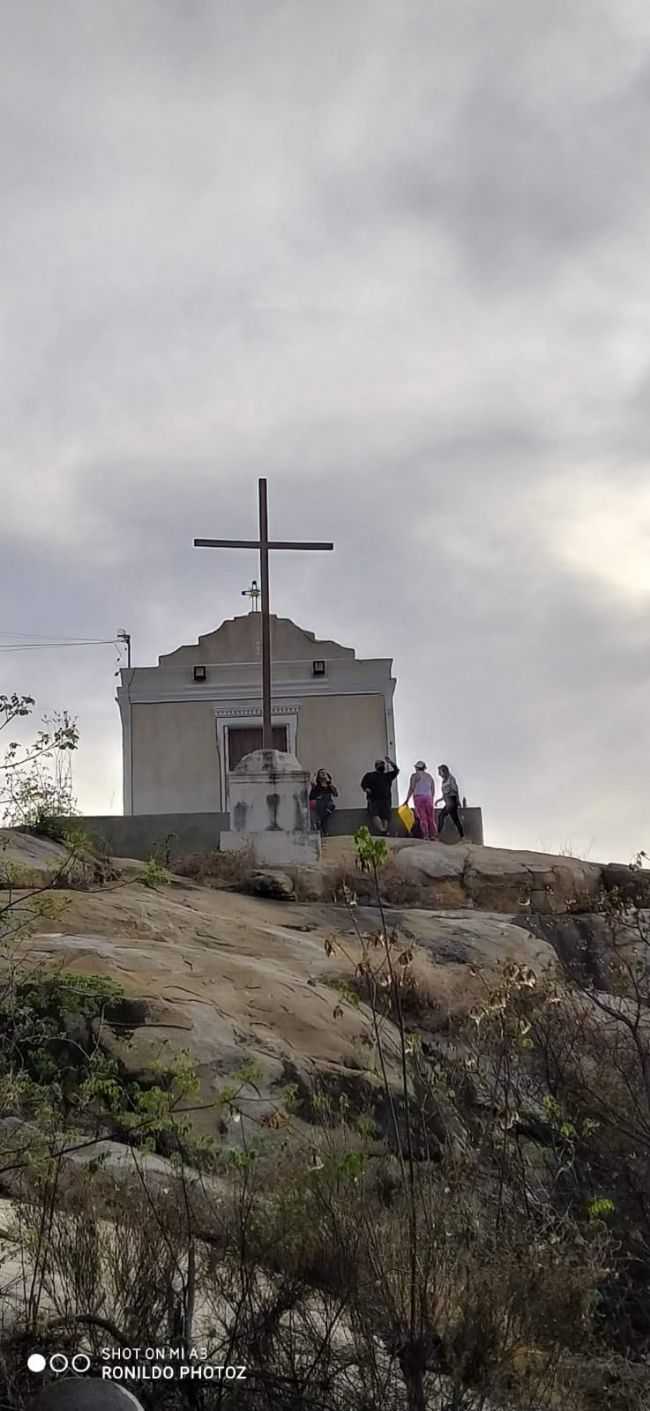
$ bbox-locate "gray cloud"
[2,0,650,859]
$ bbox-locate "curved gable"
[158,615,355,666]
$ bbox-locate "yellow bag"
[397,803,415,834]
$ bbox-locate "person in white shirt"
[405,761,437,840]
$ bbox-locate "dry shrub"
[173,846,256,889]
[325,860,426,908]
[291,869,323,902]
[557,1353,650,1411]
[325,863,376,904]
[172,849,219,880]
[381,863,428,907]
[341,957,439,1028]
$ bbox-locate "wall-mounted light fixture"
[193,665,207,682]
[312,660,326,677]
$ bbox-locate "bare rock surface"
[11,881,552,1143]
[1,827,646,1148]
[321,836,611,911]
[389,840,603,911]
[0,1116,215,1199]
[0,829,121,886]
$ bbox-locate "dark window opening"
[227,725,288,771]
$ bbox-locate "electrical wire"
[0,630,117,641]
[0,639,120,652]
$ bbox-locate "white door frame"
[214,704,300,811]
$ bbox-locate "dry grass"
[173,849,433,907]
[175,848,434,909]
[173,847,257,889]
[325,860,428,908]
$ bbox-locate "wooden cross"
[194,478,333,749]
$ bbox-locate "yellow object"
[397,804,415,833]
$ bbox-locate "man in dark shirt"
[360,757,399,835]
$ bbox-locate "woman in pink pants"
[405,761,438,840]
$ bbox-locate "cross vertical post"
[193,480,333,765]
[258,478,273,748]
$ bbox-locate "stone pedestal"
[220,748,321,865]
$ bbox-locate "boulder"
[391,842,603,913]
[392,844,469,881]
[525,913,615,988]
[0,1117,223,1200]
[246,869,295,900]
[382,909,557,1028]
[0,828,121,888]
[601,862,650,908]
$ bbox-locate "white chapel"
[117,614,397,816]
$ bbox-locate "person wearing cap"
[360,756,399,835]
[405,761,437,840]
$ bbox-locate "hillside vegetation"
[1,826,650,1410]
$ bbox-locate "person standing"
[437,764,464,838]
[309,769,338,836]
[361,757,399,835]
[405,761,437,841]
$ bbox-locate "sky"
[2,0,650,861]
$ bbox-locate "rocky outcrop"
[18,884,403,1150]
[355,905,557,1028]
[322,837,621,912]
[9,880,557,1155]
[524,912,616,988]
[389,841,604,913]
[0,828,120,888]
[0,1116,214,1200]
[5,827,645,915]
[1,828,647,1158]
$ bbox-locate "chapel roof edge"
[155,613,360,666]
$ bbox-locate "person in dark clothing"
[309,769,338,836]
[436,764,464,838]
[360,757,399,835]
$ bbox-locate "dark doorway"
[227,724,287,771]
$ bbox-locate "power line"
[0,630,118,642]
[0,639,120,653]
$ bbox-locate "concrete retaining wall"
[54,806,484,861]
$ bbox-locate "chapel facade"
[117,614,397,815]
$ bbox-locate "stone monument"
[220,748,321,865]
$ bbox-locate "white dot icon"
[27,1353,46,1374]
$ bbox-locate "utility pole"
[117,629,131,670]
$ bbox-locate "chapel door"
[227,724,287,771]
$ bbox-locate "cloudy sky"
[3,0,650,861]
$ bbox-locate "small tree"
[1,695,79,834]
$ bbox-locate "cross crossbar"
[194,539,333,551]
[193,479,334,749]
